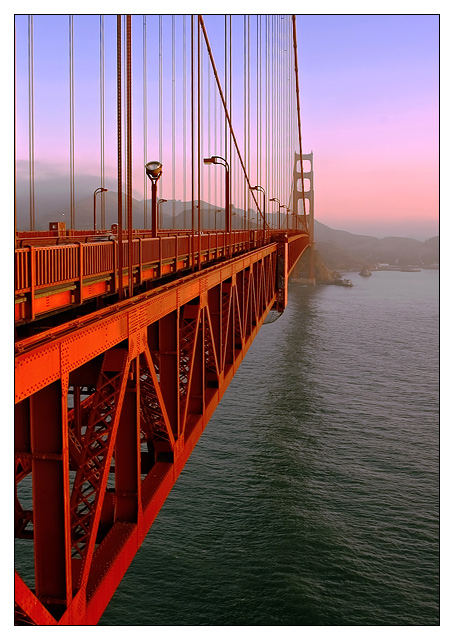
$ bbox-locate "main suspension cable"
[199,15,263,223]
[69,15,75,229]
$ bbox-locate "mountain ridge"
[20,192,438,267]
[314,220,439,268]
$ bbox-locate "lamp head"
[145,161,163,180]
[204,156,227,166]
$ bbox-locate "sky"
[12,10,439,239]
[297,14,439,239]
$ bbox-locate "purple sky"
[14,13,439,239]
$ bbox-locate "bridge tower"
[293,151,315,283]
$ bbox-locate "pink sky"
[14,14,439,239]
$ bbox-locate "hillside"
[32,194,438,268]
[315,220,439,268]
[37,194,259,232]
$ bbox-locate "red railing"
[16,229,302,323]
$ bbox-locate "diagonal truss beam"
[15,236,309,625]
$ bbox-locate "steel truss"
[15,236,307,625]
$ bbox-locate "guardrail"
[16,230,305,323]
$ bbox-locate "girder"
[15,235,308,625]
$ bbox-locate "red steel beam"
[15,236,309,625]
[15,230,301,324]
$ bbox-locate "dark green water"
[98,269,438,625]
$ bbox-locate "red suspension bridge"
[14,14,314,625]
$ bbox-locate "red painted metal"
[14,230,298,324]
[15,234,309,625]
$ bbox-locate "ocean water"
[76,270,443,624]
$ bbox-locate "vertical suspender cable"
[291,15,307,230]
[208,47,211,218]
[126,14,133,298]
[214,66,218,213]
[243,16,246,229]
[197,16,201,266]
[183,15,187,227]
[247,15,250,231]
[117,14,124,300]
[123,15,128,222]
[265,16,269,226]
[214,69,217,213]
[159,15,163,200]
[200,26,204,223]
[279,16,282,213]
[277,17,280,218]
[274,15,277,214]
[229,15,232,224]
[14,19,17,242]
[143,15,148,229]
[28,15,35,231]
[100,14,106,229]
[257,15,260,221]
[69,15,75,230]
[191,15,195,269]
[224,16,227,173]
[277,16,285,214]
[172,15,176,228]
[288,17,290,218]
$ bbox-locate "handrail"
[15,229,307,323]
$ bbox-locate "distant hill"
[29,193,438,268]
[314,220,439,268]
[34,194,260,232]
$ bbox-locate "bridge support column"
[275,236,289,312]
[30,380,72,613]
[293,151,316,284]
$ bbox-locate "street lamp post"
[145,161,163,238]
[251,185,266,237]
[269,197,280,229]
[158,198,167,229]
[203,156,230,233]
[278,205,287,230]
[93,187,108,232]
[214,208,222,230]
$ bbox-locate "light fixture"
[203,156,230,242]
[251,185,266,234]
[145,161,163,180]
[93,187,108,232]
[145,161,163,237]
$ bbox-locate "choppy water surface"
[101,269,439,626]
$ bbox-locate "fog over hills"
[17,191,261,232]
[314,220,439,268]
[16,189,438,267]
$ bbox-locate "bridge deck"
[15,229,306,325]
[15,232,309,625]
